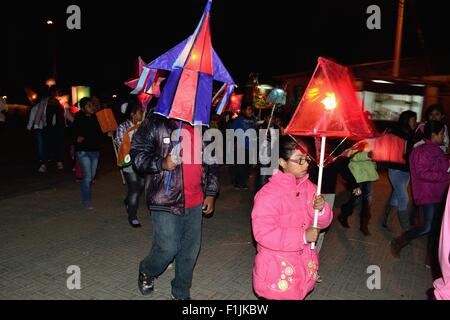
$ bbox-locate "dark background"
[1,0,449,102]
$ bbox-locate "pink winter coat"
[252,170,333,300]
[434,189,450,300]
[409,140,450,205]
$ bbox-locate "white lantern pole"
[311,136,326,250]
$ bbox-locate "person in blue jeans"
[382,111,418,231]
[131,114,219,300]
[71,97,103,209]
[391,121,450,261]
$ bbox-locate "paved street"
[0,144,436,300]
[0,119,436,300]
[2,0,449,303]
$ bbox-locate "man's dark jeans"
[35,129,47,165]
[140,205,203,299]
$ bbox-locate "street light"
[46,20,54,25]
[46,78,56,87]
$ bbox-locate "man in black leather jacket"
[130,113,219,300]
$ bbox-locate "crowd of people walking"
[16,87,450,300]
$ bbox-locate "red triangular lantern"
[285,57,374,139]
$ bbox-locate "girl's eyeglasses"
[288,156,312,165]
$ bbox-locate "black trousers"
[123,169,146,221]
[234,146,250,187]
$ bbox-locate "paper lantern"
[228,94,243,113]
[266,88,287,105]
[96,108,118,133]
[57,95,70,109]
[117,124,139,167]
[71,86,91,106]
[253,84,273,109]
[369,133,406,164]
[25,88,38,104]
[285,57,374,139]
[133,0,235,126]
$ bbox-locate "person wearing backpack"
[115,101,145,228]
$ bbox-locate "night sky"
[1,0,449,102]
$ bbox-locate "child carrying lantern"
[251,58,375,299]
[252,136,333,300]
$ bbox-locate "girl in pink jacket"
[252,137,333,300]
[433,189,450,300]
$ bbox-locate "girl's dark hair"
[79,97,91,110]
[398,110,417,132]
[124,97,142,120]
[241,105,253,113]
[48,85,61,97]
[278,136,310,161]
[425,104,445,119]
[424,120,445,139]
[279,136,298,161]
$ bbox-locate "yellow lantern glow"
[321,93,337,111]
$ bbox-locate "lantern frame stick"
[323,137,348,165]
[265,83,288,134]
[111,136,127,185]
[212,83,228,104]
[311,136,326,250]
[165,121,183,193]
[265,103,277,138]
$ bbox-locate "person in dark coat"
[131,113,219,300]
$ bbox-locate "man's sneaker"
[38,164,47,173]
[129,219,142,228]
[337,214,350,228]
[83,201,94,210]
[170,294,191,300]
[56,162,64,170]
[138,272,154,295]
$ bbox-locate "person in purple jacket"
[391,121,450,260]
